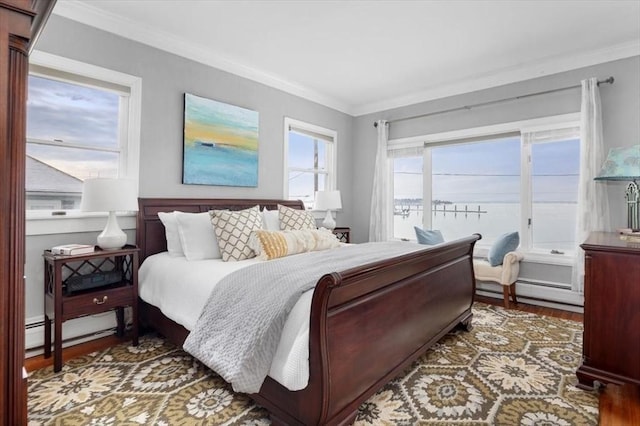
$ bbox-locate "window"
[390,114,580,258]
[284,118,337,209]
[392,155,423,240]
[26,52,141,216]
[524,128,580,253]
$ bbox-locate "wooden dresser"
[576,232,640,390]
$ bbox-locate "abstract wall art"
[183,93,259,186]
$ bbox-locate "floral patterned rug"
[28,303,598,425]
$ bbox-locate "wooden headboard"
[136,198,305,262]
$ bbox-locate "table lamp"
[80,178,138,249]
[594,145,640,231]
[314,190,342,230]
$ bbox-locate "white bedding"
[138,252,313,390]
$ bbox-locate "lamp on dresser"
[594,144,640,231]
[80,178,138,250]
[314,190,342,230]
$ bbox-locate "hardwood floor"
[25,335,127,372]
[26,299,640,425]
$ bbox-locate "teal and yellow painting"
[183,93,259,186]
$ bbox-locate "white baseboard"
[476,280,584,313]
[25,311,118,357]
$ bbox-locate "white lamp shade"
[80,178,137,250]
[80,178,138,212]
[314,190,342,211]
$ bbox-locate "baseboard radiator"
[25,311,118,357]
[476,279,584,313]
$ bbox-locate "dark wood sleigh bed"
[136,197,481,425]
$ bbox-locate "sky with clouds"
[26,75,120,180]
[394,136,579,203]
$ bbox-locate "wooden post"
[0,1,55,423]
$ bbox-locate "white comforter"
[138,253,314,390]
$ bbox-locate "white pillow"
[262,209,280,231]
[158,211,184,257]
[175,211,222,260]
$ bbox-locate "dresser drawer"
[61,286,134,319]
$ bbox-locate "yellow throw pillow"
[251,228,340,260]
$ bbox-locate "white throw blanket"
[183,241,422,393]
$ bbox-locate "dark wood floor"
[26,298,639,425]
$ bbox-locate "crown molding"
[54,1,639,118]
[352,40,640,116]
[52,1,355,115]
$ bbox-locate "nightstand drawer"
[61,286,133,319]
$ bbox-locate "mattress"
[138,252,312,391]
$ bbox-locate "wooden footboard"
[252,234,480,425]
[137,198,480,426]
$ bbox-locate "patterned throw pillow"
[210,205,262,261]
[250,228,340,260]
[278,204,316,230]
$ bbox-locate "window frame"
[26,51,141,234]
[283,117,337,209]
[388,113,580,265]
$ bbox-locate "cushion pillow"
[414,227,445,245]
[210,205,262,261]
[175,211,221,261]
[158,211,184,257]
[250,228,340,260]
[262,208,280,231]
[487,231,520,266]
[278,204,316,230]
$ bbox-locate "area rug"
[27,303,598,425]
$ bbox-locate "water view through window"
[393,135,579,253]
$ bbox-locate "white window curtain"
[369,120,389,241]
[572,77,610,293]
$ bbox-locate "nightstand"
[43,244,139,372]
[332,227,350,243]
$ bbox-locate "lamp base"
[97,211,127,250]
[321,210,336,230]
[626,181,639,231]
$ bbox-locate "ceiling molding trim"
[52,1,355,115]
[53,1,639,118]
[353,40,640,116]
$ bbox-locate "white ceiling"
[53,0,640,116]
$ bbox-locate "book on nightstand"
[620,234,640,243]
[617,228,640,243]
[51,244,95,255]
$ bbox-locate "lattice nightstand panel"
[332,227,350,243]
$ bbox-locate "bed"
[136,197,480,425]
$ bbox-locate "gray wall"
[25,15,639,324]
[36,16,354,203]
[351,56,640,244]
[25,16,354,326]
[351,55,639,296]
